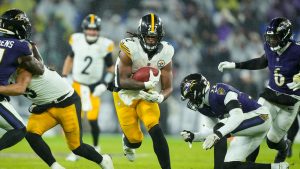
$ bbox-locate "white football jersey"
[115,37,174,105]
[9,66,74,105]
[117,37,174,73]
[69,33,114,85]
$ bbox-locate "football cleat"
[100,154,114,169]
[65,152,79,162]
[275,139,291,163]
[122,134,136,162]
[50,162,65,169]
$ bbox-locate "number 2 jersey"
[68,33,114,85]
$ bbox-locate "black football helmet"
[81,14,101,43]
[264,17,292,51]
[0,9,31,40]
[137,13,164,52]
[180,73,210,110]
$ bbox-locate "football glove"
[218,61,236,72]
[287,73,300,91]
[92,84,107,97]
[203,133,220,150]
[180,130,195,142]
[139,90,164,103]
[144,69,161,89]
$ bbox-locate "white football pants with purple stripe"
[258,97,300,143]
[0,100,25,133]
[223,106,271,162]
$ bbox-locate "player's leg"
[137,100,171,169]
[113,92,142,162]
[0,101,26,151]
[87,94,101,151]
[213,123,227,169]
[286,114,299,157]
[223,136,288,169]
[266,101,300,162]
[26,110,60,168]
[59,95,113,168]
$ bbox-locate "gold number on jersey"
[274,68,285,86]
[0,48,6,63]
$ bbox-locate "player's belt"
[29,91,79,114]
[52,90,74,104]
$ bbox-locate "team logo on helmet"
[182,80,196,97]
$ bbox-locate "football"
[132,67,159,82]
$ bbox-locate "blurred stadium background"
[0,0,300,168]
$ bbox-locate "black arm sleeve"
[104,53,113,67]
[235,54,268,70]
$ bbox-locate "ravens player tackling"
[180,73,289,169]
[0,9,44,151]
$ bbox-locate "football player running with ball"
[180,73,289,169]
[113,13,173,169]
[62,14,115,161]
[218,17,300,162]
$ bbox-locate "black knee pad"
[123,135,142,148]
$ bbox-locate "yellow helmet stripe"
[150,13,154,32]
[90,14,95,24]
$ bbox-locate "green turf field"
[0,134,299,169]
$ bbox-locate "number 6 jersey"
[69,33,114,85]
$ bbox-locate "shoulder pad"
[161,41,174,58]
[119,38,137,58]
[101,37,115,52]
[69,33,84,45]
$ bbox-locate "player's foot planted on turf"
[100,154,114,169]
[65,152,79,161]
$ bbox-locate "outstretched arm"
[218,54,268,72]
[235,54,268,70]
